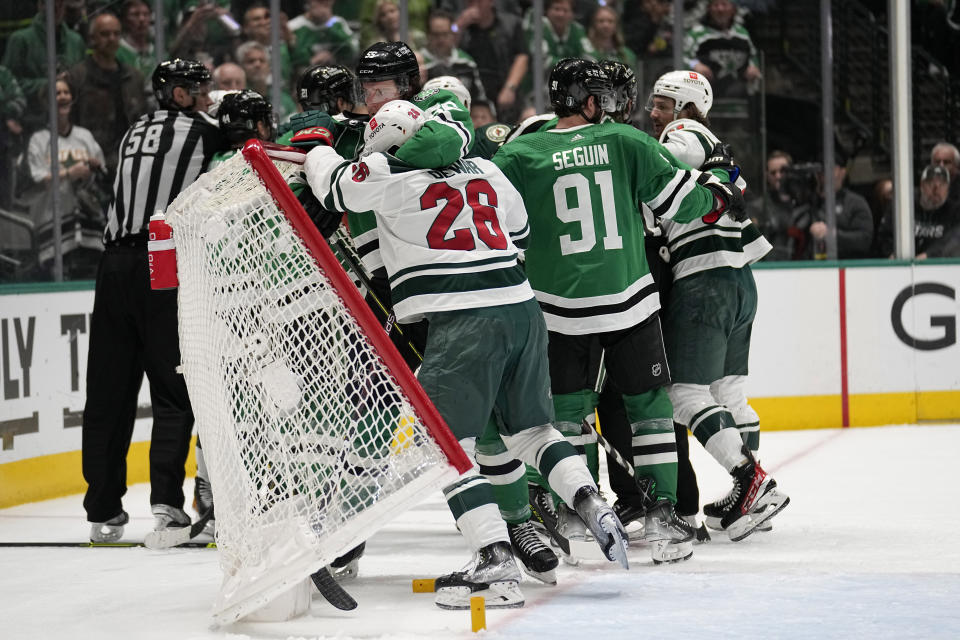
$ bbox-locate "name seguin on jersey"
[552,144,609,171]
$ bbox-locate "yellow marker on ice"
[470,596,486,632]
[412,578,435,593]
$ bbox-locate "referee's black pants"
[81,245,194,522]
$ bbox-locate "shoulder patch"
[485,124,510,144]
[413,87,440,101]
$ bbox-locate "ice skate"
[643,499,695,544]
[193,475,215,537]
[650,516,700,564]
[89,511,129,543]
[613,500,646,542]
[508,520,558,584]
[151,504,191,531]
[434,541,524,610]
[719,450,791,541]
[328,542,365,581]
[528,484,575,558]
[571,487,629,569]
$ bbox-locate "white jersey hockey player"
[303,99,629,610]
[646,69,789,541]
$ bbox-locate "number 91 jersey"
[304,146,534,323]
[493,121,714,335]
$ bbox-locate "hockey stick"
[143,507,215,550]
[579,350,657,507]
[310,566,358,610]
[330,228,423,362]
[0,541,216,548]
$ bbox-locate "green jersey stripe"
[391,263,528,303]
[388,252,519,284]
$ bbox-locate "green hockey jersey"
[493,121,716,335]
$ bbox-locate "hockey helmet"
[152,58,211,111]
[218,90,276,146]
[356,41,422,103]
[599,60,637,123]
[297,64,357,114]
[361,99,425,157]
[649,70,713,118]
[549,58,617,120]
[422,75,471,110]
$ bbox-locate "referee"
[83,59,226,543]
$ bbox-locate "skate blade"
[599,514,630,570]
[434,581,524,610]
[728,494,791,542]
[651,540,693,565]
[521,566,557,585]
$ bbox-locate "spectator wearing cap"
[914,164,960,259]
[788,149,874,260]
[930,141,960,208]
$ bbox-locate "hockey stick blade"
[143,508,214,550]
[310,567,358,610]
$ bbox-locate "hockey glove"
[701,142,741,183]
[280,110,338,140]
[298,186,341,238]
[704,181,747,223]
[291,125,335,149]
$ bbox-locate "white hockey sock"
[501,425,596,506]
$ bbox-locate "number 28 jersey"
[493,121,714,335]
[304,146,532,323]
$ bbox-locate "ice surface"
[2,425,959,639]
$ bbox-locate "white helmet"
[422,75,471,110]
[651,70,713,117]
[361,99,426,157]
[206,89,240,117]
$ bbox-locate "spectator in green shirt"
[2,0,87,131]
[116,0,156,80]
[289,0,359,72]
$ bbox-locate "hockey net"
[165,140,470,625]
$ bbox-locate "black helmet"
[218,90,276,146]
[599,60,637,123]
[356,41,421,99]
[297,64,357,114]
[549,58,616,122]
[152,58,211,110]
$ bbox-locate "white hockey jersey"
[304,146,534,322]
[656,118,771,279]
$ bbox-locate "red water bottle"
[148,210,178,290]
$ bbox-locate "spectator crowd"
[0,0,959,282]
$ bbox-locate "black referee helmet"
[153,58,211,111]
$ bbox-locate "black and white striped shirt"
[104,109,223,243]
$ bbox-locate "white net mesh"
[166,150,460,624]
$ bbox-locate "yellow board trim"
[0,437,197,510]
[3,389,959,510]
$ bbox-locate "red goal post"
[242,139,470,474]
[166,139,470,625]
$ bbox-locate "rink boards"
[1,260,959,506]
